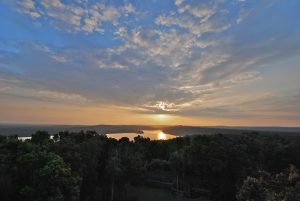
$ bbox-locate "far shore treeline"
[0,130,299,201]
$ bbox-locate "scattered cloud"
[175,0,184,6]
[236,8,253,24]
[51,55,67,63]
[1,0,300,124]
[17,0,41,18]
[14,0,136,33]
[0,75,89,105]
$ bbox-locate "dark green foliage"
[20,152,80,201]
[31,130,50,144]
[237,165,300,201]
[0,137,80,201]
[0,131,299,201]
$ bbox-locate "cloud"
[175,92,300,120]
[17,0,41,18]
[13,0,136,33]
[96,60,127,69]
[147,101,178,112]
[115,27,218,71]
[155,13,231,37]
[0,72,88,105]
[188,6,216,19]
[35,89,88,103]
[122,3,135,15]
[51,55,67,63]
[159,0,232,36]
[175,0,184,6]
[1,26,296,117]
[1,0,300,124]
[236,8,253,24]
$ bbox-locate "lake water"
[17,130,177,141]
[106,130,177,141]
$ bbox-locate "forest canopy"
[0,131,299,201]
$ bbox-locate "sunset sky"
[0,0,299,126]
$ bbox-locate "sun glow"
[156,114,168,120]
[158,131,167,140]
[153,114,172,124]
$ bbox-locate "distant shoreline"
[0,124,299,137]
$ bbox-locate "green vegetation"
[0,131,299,201]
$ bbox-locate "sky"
[0,0,300,126]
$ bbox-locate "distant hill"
[162,125,300,136]
[0,123,299,137]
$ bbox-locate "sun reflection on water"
[157,131,167,140]
[106,130,176,141]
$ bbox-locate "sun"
[152,114,172,124]
[158,131,167,140]
[156,114,168,121]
